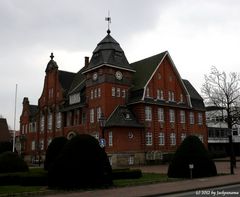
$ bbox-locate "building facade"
[20,30,207,166]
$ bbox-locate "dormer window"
[69,93,81,105]
[146,87,150,97]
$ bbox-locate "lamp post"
[228,129,235,175]
[99,113,106,150]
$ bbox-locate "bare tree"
[202,66,240,129]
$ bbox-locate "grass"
[0,185,47,195]
[113,173,179,187]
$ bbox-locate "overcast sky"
[1,0,240,130]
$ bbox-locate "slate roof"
[182,79,205,110]
[58,70,76,92]
[0,118,11,142]
[29,105,38,121]
[68,67,86,95]
[82,34,135,73]
[105,105,144,128]
[45,59,58,72]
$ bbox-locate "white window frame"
[190,112,195,125]
[97,107,101,122]
[48,113,52,131]
[170,133,176,146]
[198,112,203,125]
[98,88,101,98]
[158,108,164,122]
[169,109,175,123]
[180,110,186,123]
[146,87,150,97]
[90,90,94,99]
[122,89,126,98]
[90,108,95,123]
[116,88,121,97]
[146,132,152,146]
[94,89,98,98]
[56,112,62,129]
[128,156,134,165]
[40,115,44,132]
[112,87,115,97]
[109,131,113,146]
[31,140,35,151]
[181,133,186,142]
[145,106,152,121]
[159,132,165,145]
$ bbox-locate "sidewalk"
[44,161,240,197]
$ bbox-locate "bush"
[0,151,28,173]
[168,135,217,178]
[112,169,142,179]
[44,136,68,171]
[0,141,12,154]
[48,134,112,189]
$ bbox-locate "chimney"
[84,56,89,67]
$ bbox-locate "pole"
[12,84,18,152]
[229,133,234,174]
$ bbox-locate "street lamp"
[228,129,235,175]
[99,113,106,149]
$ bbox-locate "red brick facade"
[20,33,207,166]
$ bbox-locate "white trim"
[141,52,192,108]
[82,63,136,74]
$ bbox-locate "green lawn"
[113,173,178,187]
[0,185,47,194]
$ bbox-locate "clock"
[92,72,98,81]
[115,71,123,80]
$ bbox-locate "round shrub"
[0,151,28,173]
[48,134,112,189]
[168,135,217,178]
[44,136,68,171]
[0,141,12,154]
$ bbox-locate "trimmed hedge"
[0,141,12,154]
[44,136,68,171]
[48,134,112,189]
[0,152,28,173]
[0,169,47,186]
[168,135,217,178]
[112,169,142,179]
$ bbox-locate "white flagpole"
[13,84,18,152]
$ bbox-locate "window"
[180,94,184,103]
[48,113,52,131]
[157,89,160,99]
[31,141,35,151]
[198,113,203,125]
[169,109,175,123]
[159,132,165,145]
[146,87,150,97]
[49,88,53,98]
[108,156,112,166]
[69,93,80,104]
[109,131,113,146]
[122,89,126,98]
[40,139,44,150]
[170,133,176,146]
[90,109,94,123]
[181,133,186,142]
[98,88,101,98]
[40,115,44,132]
[129,156,134,165]
[82,112,86,124]
[146,132,152,145]
[145,106,152,121]
[116,88,121,97]
[112,87,115,97]
[56,112,62,129]
[90,90,93,99]
[160,90,164,100]
[74,110,80,125]
[97,107,101,121]
[168,91,175,101]
[171,92,175,101]
[190,112,195,124]
[47,138,52,146]
[180,110,185,123]
[198,135,203,143]
[158,108,164,122]
[67,111,72,126]
[94,89,97,98]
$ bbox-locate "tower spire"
[105,11,111,34]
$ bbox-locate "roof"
[182,79,205,110]
[82,34,135,73]
[105,105,144,128]
[131,51,167,91]
[68,67,86,95]
[29,105,38,117]
[0,118,11,142]
[58,70,76,92]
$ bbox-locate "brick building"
[20,30,207,166]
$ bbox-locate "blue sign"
[99,138,106,148]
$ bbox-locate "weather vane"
[105,11,111,34]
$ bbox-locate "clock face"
[92,72,98,81]
[115,71,123,80]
